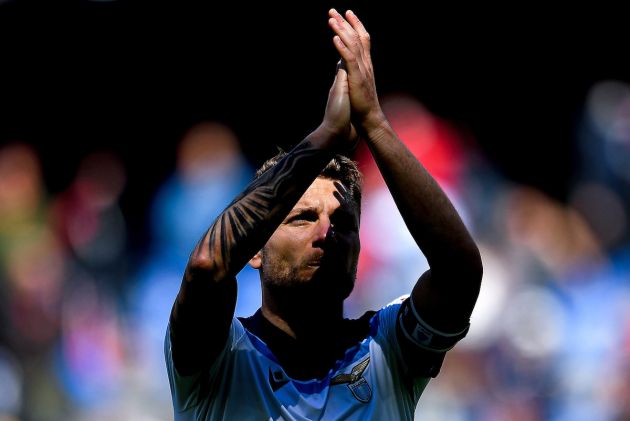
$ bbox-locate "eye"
[288,210,318,224]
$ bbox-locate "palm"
[323,68,352,139]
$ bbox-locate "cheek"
[264,229,307,261]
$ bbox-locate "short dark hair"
[255,151,363,212]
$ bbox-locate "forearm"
[362,113,481,277]
[169,125,343,374]
[363,115,481,332]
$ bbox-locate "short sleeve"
[368,296,433,406]
[395,295,469,379]
[164,318,246,413]
[373,296,454,378]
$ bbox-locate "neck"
[261,284,344,340]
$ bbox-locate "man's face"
[250,177,360,300]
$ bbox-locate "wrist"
[312,123,349,150]
[357,110,391,145]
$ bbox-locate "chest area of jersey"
[231,346,375,415]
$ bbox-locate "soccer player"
[165,9,482,420]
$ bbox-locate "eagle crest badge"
[331,356,372,403]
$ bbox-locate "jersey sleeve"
[384,294,469,382]
[164,318,246,413]
[374,295,468,381]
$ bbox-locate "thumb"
[336,59,347,74]
[331,61,348,96]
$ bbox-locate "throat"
[240,308,373,381]
[261,284,344,340]
[261,305,342,341]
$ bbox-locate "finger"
[329,60,348,94]
[334,63,348,92]
[328,16,355,48]
[329,8,353,27]
[328,10,363,56]
[332,35,361,75]
[345,10,371,55]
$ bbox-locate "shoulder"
[164,318,248,412]
[371,295,408,336]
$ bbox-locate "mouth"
[306,250,325,266]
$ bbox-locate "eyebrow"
[285,206,320,220]
[289,206,319,215]
[289,190,358,216]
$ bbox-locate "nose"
[313,217,335,246]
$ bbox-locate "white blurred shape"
[502,286,565,358]
[461,246,510,349]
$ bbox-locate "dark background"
[2,1,629,249]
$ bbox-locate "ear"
[248,250,262,269]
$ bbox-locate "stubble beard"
[260,249,357,302]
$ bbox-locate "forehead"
[295,177,357,213]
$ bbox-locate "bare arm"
[329,9,482,334]
[170,66,354,375]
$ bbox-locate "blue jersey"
[165,297,448,420]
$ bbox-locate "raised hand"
[328,9,385,134]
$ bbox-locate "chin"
[309,267,355,300]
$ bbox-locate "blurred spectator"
[128,121,260,408]
[574,80,630,251]
[44,151,129,414]
[51,151,128,283]
[0,142,70,420]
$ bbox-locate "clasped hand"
[321,9,383,150]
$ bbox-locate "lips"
[306,252,325,267]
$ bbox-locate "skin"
[169,9,482,377]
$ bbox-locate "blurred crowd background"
[2,1,630,420]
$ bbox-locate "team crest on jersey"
[348,377,372,403]
[331,357,372,403]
